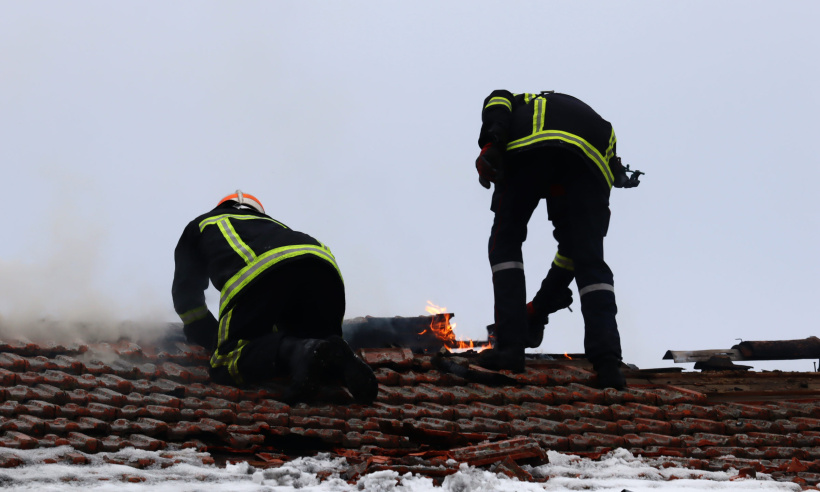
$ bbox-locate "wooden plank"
[705,389,820,403]
[663,349,742,363]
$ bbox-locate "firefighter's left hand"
[476,143,503,189]
[183,313,218,352]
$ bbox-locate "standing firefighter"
[172,190,378,403]
[474,90,640,389]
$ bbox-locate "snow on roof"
[0,332,818,490]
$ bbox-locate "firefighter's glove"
[476,143,504,189]
[613,170,631,189]
[610,156,640,189]
[182,312,218,352]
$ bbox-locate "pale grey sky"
[1,1,818,370]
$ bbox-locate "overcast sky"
[1,1,818,371]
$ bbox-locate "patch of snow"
[0,447,801,492]
[531,449,801,492]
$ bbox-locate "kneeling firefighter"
[474,90,641,389]
[172,190,378,403]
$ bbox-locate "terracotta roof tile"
[4,334,820,485]
[452,436,545,466]
[623,432,683,448]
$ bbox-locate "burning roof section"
[0,320,818,487]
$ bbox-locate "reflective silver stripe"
[491,261,524,273]
[219,244,339,317]
[579,283,615,297]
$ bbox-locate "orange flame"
[564,352,573,360]
[420,301,486,351]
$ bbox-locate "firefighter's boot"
[480,268,527,372]
[593,356,626,390]
[581,288,623,389]
[528,265,575,348]
[476,346,525,373]
[324,336,379,404]
[525,287,573,348]
[277,336,335,403]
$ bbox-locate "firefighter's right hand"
[613,170,630,188]
[476,143,503,189]
[610,156,636,189]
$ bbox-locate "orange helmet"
[217,190,265,214]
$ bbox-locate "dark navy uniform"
[479,90,622,373]
[172,202,344,385]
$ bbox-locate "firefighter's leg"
[479,159,543,372]
[208,304,285,387]
[526,253,575,347]
[532,253,575,316]
[561,158,624,389]
[533,184,576,317]
[207,262,328,388]
[263,258,376,403]
[278,258,377,403]
[525,160,575,347]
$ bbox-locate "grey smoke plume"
[0,196,170,344]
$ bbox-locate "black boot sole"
[475,348,526,373]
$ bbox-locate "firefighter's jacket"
[479,90,618,189]
[172,204,342,336]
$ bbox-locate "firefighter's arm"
[478,90,513,148]
[172,223,218,351]
[476,90,513,188]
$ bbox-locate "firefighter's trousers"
[209,257,346,385]
[487,147,622,362]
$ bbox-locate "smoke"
[0,187,170,344]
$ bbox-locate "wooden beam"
[663,349,742,363]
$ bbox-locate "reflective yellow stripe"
[554,252,575,271]
[533,97,546,134]
[217,218,256,264]
[507,130,615,188]
[199,214,287,232]
[209,307,249,385]
[484,97,512,111]
[606,128,617,162]
[227,340,249,384]
[216,307,233,349]
[522,93,537,104]
[201,214,265,265]
[218,243,342,318]
[179,305,208,325]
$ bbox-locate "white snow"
[0,446,802,492]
